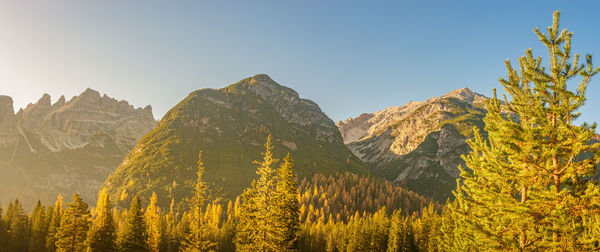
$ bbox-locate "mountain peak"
[82,87,100,96]
[143,105,153,114]
[0,95,14,116]
[53,95,66,107]
[339,86,488,151]
[251,73,274,82]
[0,96,16,128]
[103,75,367,208]
[0,88,158,206]
[440,87,484,104]
[22,94,53,124]
[244,74,293,93]
[75,88,102,102]
[37,93,52,107]
[338,86,490,201]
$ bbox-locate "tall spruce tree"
[46,196,63,252]
[55,193,90,252]
[236,134,279,251]
[185,151,216,252]
[87,188,117,252]
[118,195,148,252]
[274,153,300,251]
[450,11,600,250]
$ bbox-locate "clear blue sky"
[1,1,599,125]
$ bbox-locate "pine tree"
[274,153,300,251]
[87,188,117,252]
[8,199,30,252]
[55,193,90,252]
[29,200,48,252]
[450,11,600,250]
[185,151,216,252]
[145,192,163,252]
[235,134,280,251]
[118,195,148,252]
[46,195,63,252]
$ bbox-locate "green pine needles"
[55,194,91,252]
[449,11,600,250]
[235,135,301,252]
[87,189,117,252]
[118,195,148,252]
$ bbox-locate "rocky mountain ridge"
[337,88,488,201]
[0,89,156,207]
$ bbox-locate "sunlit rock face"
[338,88,489,201]
[0,89,156,208]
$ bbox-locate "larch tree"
[87,188,117,252]
[145,192,163,252]
[387,209,416,252]
[165,198,181,252]
[117,195,148,252]
[185,151,216,252]
[451,11,600,250]
[55,193,90,252]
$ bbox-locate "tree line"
[0,134,444,252]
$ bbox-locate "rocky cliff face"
[0,89,156,207]
[338,88,488,201]
[102,74,369,209]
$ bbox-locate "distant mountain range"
[0,89,156,207]
[1,75,540,208]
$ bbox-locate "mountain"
[102,74,369,208]
[337,88,488,201]
[0,89,156,207]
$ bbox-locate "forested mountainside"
[0,89,156,207]
[102,74,368,209]
[337,88,488,201]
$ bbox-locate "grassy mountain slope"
[102,74,368,208]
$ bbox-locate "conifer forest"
[1,8,600,252]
